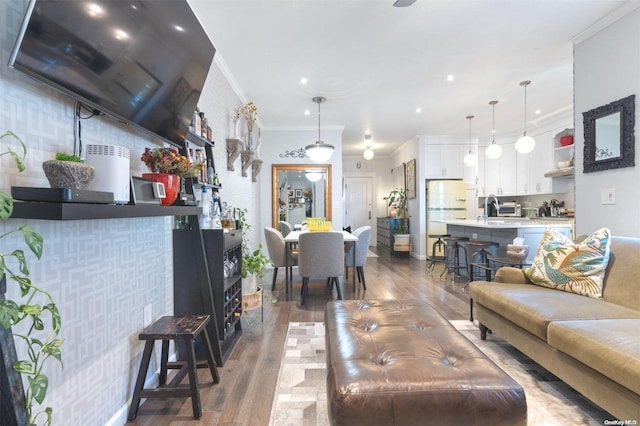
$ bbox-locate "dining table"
[283,230,359,294]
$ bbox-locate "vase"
[42,160,95,189]
[246,131,254,150]
[142,173,180,206]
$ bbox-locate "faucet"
[483,194,499,222]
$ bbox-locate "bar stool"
[127,315,220,421]
[441,236,469,282]
[466,240,500,281]
[427,233,450,274]
[466,240,499,322]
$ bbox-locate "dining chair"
[278,221,294,237]
[345,226,372,291]
[264,227,298,291]
[298,231,344,305]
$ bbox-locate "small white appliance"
[85,144,131,203]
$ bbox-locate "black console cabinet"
[172,227,242,366]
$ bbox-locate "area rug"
[269,321,612,426]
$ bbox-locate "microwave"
[488,201,522,217]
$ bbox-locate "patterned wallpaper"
[0,0,247,424]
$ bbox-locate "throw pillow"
[524,227,611,299]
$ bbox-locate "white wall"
[258,127,343,247]
[0,1,256,424]
[574,7,640,237]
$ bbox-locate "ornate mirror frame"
[272,164,332,228]
[583,94,635,173]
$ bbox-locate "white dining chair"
[298,231,344,305]
[345,226,372,291]
[264,227,297,292]
[278,221,294,237]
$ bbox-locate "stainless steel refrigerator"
[426,180,468,258]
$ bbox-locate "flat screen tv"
[9,0,215,148]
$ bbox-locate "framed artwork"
[406,159,416,199]
[295,189,303,198]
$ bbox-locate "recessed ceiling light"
[174,25,185,32]
[447,74,455,81]
[304,109,310,115]
[300,77,308,85]
[535,109,541,114]
[416,107,422,113]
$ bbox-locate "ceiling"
[188,0,635,157]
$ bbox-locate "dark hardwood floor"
[131,248,470,425]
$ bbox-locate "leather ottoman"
[324,299,527,426]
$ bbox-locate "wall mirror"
[583,94,635,173]
[272,164,332,228]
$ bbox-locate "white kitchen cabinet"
[478,142,517,196]
[517,134,553,194]
[424,144,465,179]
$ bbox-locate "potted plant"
[237,209,272,309]
[1,131,62,426]
[42,152,95,189]
[140,147,196,206]
[387,188,410,245]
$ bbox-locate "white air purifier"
[85,144,131,203]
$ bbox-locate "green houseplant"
[237,209,271,281]
[387,187,408,220]
[42,151,95,189]
[0,131,62,426]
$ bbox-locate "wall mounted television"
[9,0,215,148]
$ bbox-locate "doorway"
[343,176,374,245]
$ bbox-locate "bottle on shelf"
[193,107,202,135]
[199,185,213,229]
[211,191,222,229]
[207,159,215,184]
[213,172,220,186]
[200,111,208,139]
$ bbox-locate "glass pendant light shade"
[464,115,477,166]
[515,135,535,154]
[363,148,375,160]
[305,96,334,163]
[485,100,502,159]
[515,80,535,154]
[485,143,502,159]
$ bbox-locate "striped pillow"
[525,227,611,299]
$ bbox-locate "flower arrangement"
[241,101,258,134]
[140,147,195,176]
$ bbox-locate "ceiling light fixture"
[515,80,536,154]
[463,115,477,167]
[485,100,502,159]
[305,171,323,182]
[363,134,374,160]
[305,96,334,163]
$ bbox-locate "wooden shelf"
[10,201,201,221]
[544,167,574,178]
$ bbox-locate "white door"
[344,177,374,244]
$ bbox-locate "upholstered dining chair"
[345,226,372,291]
[298,231,344,305]
[264,227,298,291]
[278,221,294,237]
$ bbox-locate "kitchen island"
[436,218,573,263]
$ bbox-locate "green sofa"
[469,236,640,421]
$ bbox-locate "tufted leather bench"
[324,299,527,426]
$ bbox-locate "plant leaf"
[0,300,20,328]
[14,360,34,374]
[20,225,44,259]
[0,190,14,220]
[28,374,49,404]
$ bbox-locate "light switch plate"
[601,188,616,205]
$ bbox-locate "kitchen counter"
[436,218,573,263]
[436,218,572,229]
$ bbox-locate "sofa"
[469,235,640,421]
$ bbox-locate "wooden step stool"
[127,315,220,421]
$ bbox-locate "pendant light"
[463,115,477,167]
[363,134,374,160]
[515,80,536,154]
[485,100,502,159]
[305,96,334,162]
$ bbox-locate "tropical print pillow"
[525,227,611,299]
